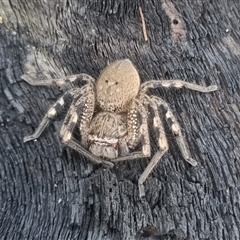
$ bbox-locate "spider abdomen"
[89,112,127,138]
[96,59,141,113]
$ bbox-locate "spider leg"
[111,99,151,162]
[59,93,114,168]
[141,79,217,93]
[152,95,197,167]
[22,74,95,90]
[138,97,169,197]
[139,150,166,197]
[127,99,143,148]
[23,89,78,142]
[112,97,170,197]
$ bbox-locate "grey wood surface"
[0,0,239,239]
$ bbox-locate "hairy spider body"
[88,112,129,159]
[22,59,217,197]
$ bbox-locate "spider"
[22,59,217,197]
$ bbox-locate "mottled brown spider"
[22,59,217,197]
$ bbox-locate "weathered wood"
[0,0,240,239]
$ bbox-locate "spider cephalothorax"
[22,59,217,197]
[88,112,129,159]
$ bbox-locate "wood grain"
[0,0,239,239]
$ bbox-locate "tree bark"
[0,0,239,239]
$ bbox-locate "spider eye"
[105,80,108,83]
[115,82,118,85]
